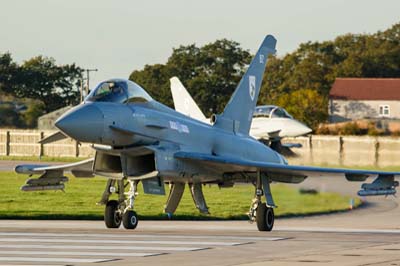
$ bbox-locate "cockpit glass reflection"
[253,105,293,119]
[85,80,152,104]
[87,81,127,103]
[271,107,292,118]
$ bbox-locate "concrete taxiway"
[0,161,399,265]
[0,197,399,266]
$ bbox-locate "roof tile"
[330,78,400,100]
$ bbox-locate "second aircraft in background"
[170,77,312,153]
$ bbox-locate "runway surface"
[0,203,399,266]
[1,161,400,265]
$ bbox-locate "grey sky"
[1,0,399,87]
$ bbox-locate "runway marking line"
[0,257,119,263]
[231,242,254,246]
[276,227,400,234]
[0,232,286,241]
[0,244,207,252]
[0,250,166,257]
[0,237,244,246]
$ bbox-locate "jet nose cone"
[299,123,312,136]
[55,104,104,143]
[291,121,312,136]
[283,119,312,137]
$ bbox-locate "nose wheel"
[103,179,139,230]
[123,210,139,229]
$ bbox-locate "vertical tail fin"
[215,35,276,135]
[170,77,207,122]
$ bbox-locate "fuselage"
[56,102,285,182]
[58,101,285,161]
[250,117,311,139]
[55,79,286,183]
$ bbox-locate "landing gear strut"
[122,180,139,229]
[248,171,276,232]
[101,178,139,230]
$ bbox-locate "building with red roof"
[329,78,400,122]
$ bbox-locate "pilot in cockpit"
[85,79,153,104]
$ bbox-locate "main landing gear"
[100,179,139,230]
[248,171,276,232]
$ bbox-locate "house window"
[379,105,390,117]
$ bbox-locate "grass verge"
[0,171,361,220]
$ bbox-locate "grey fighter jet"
[16,35,399,231]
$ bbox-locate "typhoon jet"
[170,77,312,154]
[16,35,400,232]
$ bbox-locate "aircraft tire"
[122,210,139,230]
[104,200,121,228]
[256,203,274,231]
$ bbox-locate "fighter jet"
[16,35,399,232]
[170,77,312,153]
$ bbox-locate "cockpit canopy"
[253,105,293,119]
[85,79,152,104]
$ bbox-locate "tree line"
[0,54,81,127]
[1,23,399,129]
[130,23,400,129]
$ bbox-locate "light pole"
[79,78,87,102]
[82,68,98,98]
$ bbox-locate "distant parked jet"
[170,77,311,153]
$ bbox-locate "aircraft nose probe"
[55,104,104,143]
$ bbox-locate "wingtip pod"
[15,165,45,175]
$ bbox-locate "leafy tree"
[0,52,21,95]
[0,104,23,128]
[21,100,46,128]
[276,89,327,130]
[0,54,82,113]
[130,39,251,115]
[0,53,83,127]
[130,64,172,107]
[19,56,82,112]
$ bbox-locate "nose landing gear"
[102,178,139,230]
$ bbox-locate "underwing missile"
[21,184,65,192]
[357,188,396,197]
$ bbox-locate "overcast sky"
[1,0,399,87]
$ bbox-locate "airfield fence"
[0,129,399,167]
[284,135,400,167]
[0,129,94,158]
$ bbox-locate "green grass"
[0,156,84,163]
[0,171,360,220]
